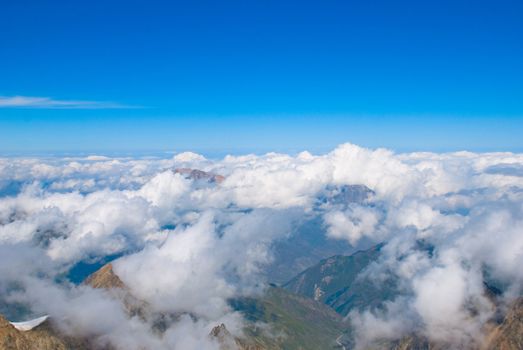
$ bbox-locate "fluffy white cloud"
[173,151,207,163]
[1,142,523,348]
[324,205,381,244]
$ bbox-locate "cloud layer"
[0,143,522,349]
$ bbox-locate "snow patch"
[10,315,49,331]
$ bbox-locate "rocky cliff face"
[483,298,523,350]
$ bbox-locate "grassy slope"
[231,286,349,350]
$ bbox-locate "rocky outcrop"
[483,297,523,350]
[84,263,125,290]
[174,168,225,184]
[316,184,374,207]
[209,323,238,349]
[209,323,265,350]
[0,314,92,350]
[84,263,149,321]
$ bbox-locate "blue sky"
[1,0,522,154]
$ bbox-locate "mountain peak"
[173,168,225,184]
[84,263,125,290]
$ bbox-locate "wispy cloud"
[0,95,138,109]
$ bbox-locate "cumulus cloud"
[173,152,207,163]
[114,212,234,318]
[324,205,381,244]
[1,143,523,348]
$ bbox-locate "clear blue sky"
[1,0,522,154]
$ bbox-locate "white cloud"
[324,205,381,244]
[0,95,137,109]
[1,143,523,348]
[173,152,207,163]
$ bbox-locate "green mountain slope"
[283,244,396,316]
[231,286,349,350]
